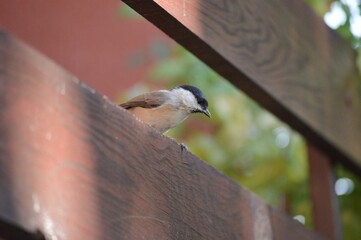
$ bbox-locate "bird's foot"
[180,143,188,152]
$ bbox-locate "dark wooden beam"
[121,0,361,176]
[308,143,342,240]
[0,30,322,240]
[0,220,45,240]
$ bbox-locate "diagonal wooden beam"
[121,0,361,175]
[0,29,323,240]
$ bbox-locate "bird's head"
[171,85,211,118]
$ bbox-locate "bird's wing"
[120,90,170,109]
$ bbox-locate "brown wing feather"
[120,91,170,109]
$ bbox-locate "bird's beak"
[202,108,211,118]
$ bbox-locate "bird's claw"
[180,143,188,152]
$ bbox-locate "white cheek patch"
[172,88,199,110]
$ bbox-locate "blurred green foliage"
[120,1,361,238]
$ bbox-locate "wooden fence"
[1,0,360,239]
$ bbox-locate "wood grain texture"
[0,30,323,239]
[121,0,361,174]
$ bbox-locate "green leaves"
[305,0,334,15]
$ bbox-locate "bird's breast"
[129,104,189,133]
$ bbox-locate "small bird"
[120,85,210,133]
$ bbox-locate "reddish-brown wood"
[0,0,171,99]
[121,0,361,175]
[0,30,322,240]
[308,143,342,240]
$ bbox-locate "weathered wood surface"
[308,143,342,240]
[121,0,361,174]
[0,30,323,239]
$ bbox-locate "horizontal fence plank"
[0,30,322,239]
[121,0,361,175]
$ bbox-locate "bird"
[120,85,210,133]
